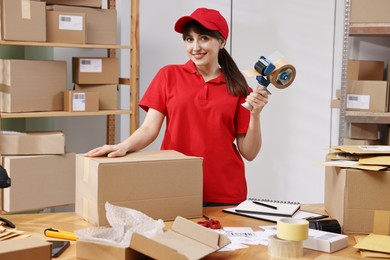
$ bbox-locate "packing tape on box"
[268,218,309,258]
[277,218,309,241]
[21,0,31,19]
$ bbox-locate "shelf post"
[130,0,140,135]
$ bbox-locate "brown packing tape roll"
[21,0,31,19]
[268,58,296,89]
[268,234,303,258]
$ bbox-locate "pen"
[44,228,78,241]
[252,201,278,210]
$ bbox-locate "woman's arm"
[85,108,165,157]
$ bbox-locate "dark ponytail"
[183,21,250,97]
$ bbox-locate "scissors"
[197,215,221,229]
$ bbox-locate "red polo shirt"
[139,60,251,204]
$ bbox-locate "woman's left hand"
[244,86,269,114]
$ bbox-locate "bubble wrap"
[76,202,165,247]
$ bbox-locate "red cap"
[174,8,229,40]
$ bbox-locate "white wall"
[136,0,341,203]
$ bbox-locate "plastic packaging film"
[268,218,309,258]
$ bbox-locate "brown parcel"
[0,59,67,112]
[49,5,117,44]
[0,131,65,155]
[75,84,118,110]
[347,60,385,81]
[44,0,102,8]
[72,57,119,84]
[76,216,231,260]
[0,236,51,260]
[324,166,390,234]
[1,0,46,41]
[64,90,99,112]
[348,123,379,140]
[350,0,390,23]
[1,153,75,212]
[46,10,87,44]
[75,150,203,226]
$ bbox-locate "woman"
[86,8,269,206]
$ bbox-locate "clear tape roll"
[277,218,309,241]
[268,234,303,258]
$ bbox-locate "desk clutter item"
[234,198,300,217]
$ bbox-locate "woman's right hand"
[85,144,128,158]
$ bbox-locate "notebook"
[234,198,301,217]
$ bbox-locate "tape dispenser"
[242,51,296,110]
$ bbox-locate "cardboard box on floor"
[0,0,46,41]
[76,216,231,260]
[44,0,102,8]
[346,80,389,113]
[72,57,119,84]
[0,131,65,155]
[0,236,51,260]
[324,166,390,234]
[74,84,118,110]
[0,59,67,112]
[49,5,117,44]
[1,153,75,212]
[64,90,99,112]
[75,150,203,226]
[46,10,87,44]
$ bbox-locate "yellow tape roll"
[277,218,309,241]
[268,234,303,258]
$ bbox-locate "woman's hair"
[182,21,250,96]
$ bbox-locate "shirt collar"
[183,60,226,84]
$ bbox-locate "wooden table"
[2,204,370,259]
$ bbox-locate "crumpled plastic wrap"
[75,202,165,247]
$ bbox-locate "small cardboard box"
[0,0,46,41]
[350,0,390,23]
[324,166,390,234]
[75,150,203,226]
[74,84,118,110]
[46,10,86,44]
[343,138,381,146]
[1,153,75,212]
[0,131,65,155]
[64,90,99,112]
[44,0,102,8]
[304,229,348,253]
[0,236,51,260]
[347,60,385,81]
[72,57,119,84]
[76,216,231,260]
[348,123,379,140]
[50,5,117,44]
[346,80,389,112]
[0,59,67,112]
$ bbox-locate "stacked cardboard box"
[0,131,75,212]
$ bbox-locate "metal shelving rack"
[0,0,139,145]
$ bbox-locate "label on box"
[72,93,86,111]
[79,59,103,73]
[347,94,370,109]
[59,15,83,31]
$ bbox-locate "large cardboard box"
[75,84,118,110]
[46,10,86,44]
[324,166,390,234]
[44,0,101,8]
[64,90,99,112]
[76,150,203,226]
[1,153,75,212]
[0,59,67,112]
[72,57,119,84]
[350,0,390,23]
[0,131,65,155]
[0,0,46,42]
[76,216,231,260]
[347,60,384,81]
[0,236,51,260]
[50,5,117,44]
[346,80,389,112]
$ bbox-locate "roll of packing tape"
[268,234,303,258]
[268,59,296,89]
[277,218,309,241]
